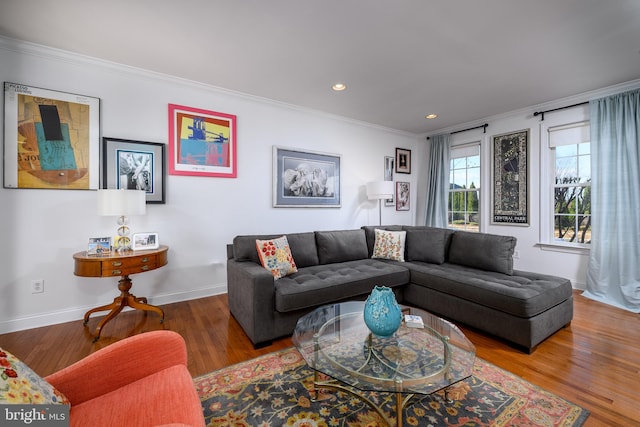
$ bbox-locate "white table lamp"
[97,189,146,251]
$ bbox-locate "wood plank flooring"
[0,290,638,426]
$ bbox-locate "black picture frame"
[491,129,529,225]
[395,147,411,174]
[102,137,166,204]
[272,146,341,207]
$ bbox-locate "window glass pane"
[467,155,480,168]
[556,144,577,157]
[452,157,466,170]
[467,167,480,189]
[577,215,591,244]
[578,142,590,155]
[555,156,577,182]
[452,169,467,189]
[578,155,591,182]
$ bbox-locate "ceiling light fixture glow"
[425,114,438,119]
[332,83,347,91]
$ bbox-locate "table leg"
[83,275,165,341]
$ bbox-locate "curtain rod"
[427,123,488,140]
[533,101,588,121]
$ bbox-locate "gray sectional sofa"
[226,226,573,353]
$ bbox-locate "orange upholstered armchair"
[45,330,205,427]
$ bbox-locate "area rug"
[195,348,589,427]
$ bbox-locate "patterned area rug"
[195,347,589,427]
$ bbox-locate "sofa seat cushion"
[68,365,202,427]
[406,262,572,318]
[274,259,409,312]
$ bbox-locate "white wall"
[0,38,420,333]
[417,79,640,291]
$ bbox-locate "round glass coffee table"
[292,301,476,427]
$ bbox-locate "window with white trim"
[448,144,480,232]
[548,122,591,245]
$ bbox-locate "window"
[448,144,480,231]
[549,122,591,245]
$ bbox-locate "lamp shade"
[97,189,146,216]
[366,181,394,200]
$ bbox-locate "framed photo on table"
[3,82,100,190]
[273,146,341,207]
[132,232,159,251]
[168,104,237,178]
[491,129,529,225]
[102,137,166,204]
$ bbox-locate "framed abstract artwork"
[3,82,100,189]
[395,147,411,174]
[491,129,529,225]
[102,137,166,204]
[396,181,410,211]
[168,103,237,178]
[273,146,341,207]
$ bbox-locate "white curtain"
[424,134,450,227]
[584,88,640,312]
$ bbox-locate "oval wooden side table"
[73,245,168,341]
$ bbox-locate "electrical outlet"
[31,279,44,294]
[513,250,520,259]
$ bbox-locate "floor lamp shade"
[366,181,394,200]
[366,181,394,226]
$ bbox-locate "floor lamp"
[366,181,395,226]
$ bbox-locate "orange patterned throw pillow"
[256,236,298,279]
[0,348,69,405]
[372,229,406,262]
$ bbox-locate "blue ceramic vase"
[363,286,402,337]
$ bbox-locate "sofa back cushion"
[405,227,454,264]
[448,230,516,275]
[316,229,369,264]
[233,232,319,267]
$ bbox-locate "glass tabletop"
[292,301,475,395]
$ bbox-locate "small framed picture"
[396,181,410,211]
[88,237,111,256]
[395,148,411,174]
[384,156,395,207]
[132,232,159,251]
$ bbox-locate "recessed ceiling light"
[332,83,347,91]
[425,114,438,119]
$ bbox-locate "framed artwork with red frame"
[168,104,237,178]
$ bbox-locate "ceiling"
[1,0,639,135]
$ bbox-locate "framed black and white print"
[491,129,529,225]
[273,146,341,207]
[395,148,411,174]
[102,137,166,204]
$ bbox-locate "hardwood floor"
[0,290,638,426]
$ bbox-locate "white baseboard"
[0,284,227,335]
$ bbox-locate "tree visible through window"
[554,143,591,244]
[449,146,480,231]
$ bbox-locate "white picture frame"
[132,232,159,251]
